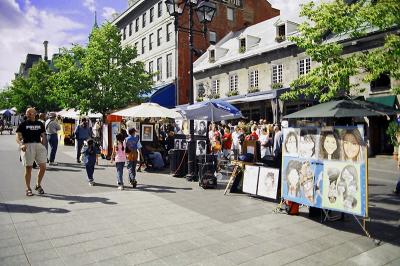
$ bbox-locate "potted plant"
[196,96,204,102]
[239,46,246,53]
[272,82,283,89]
[248,86,259,93]
[275,35,285,43]
[226,90,239,97]
[386,121,400,159]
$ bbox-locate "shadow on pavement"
[135,184,193,194]
[46,167,81,172]
[56,162,106,170]
[0,203,70,214]
[39,193,118,205]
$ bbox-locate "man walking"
[16,107,47,196]
[45,112,61,165]
[74,118,92,163]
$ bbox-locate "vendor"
[142,143,165,170]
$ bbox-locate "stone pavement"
[0,135,399,265]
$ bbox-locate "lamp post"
[165,0,216,181]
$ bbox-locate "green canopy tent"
[284,99,398,119]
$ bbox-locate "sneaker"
[49,162,58,166]
[88,181,95,186]
[131,180,137,188]
[117,185,124,190]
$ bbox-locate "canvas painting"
[175,119,190,135]
[321,161,365,216]
[181,139,188,150]
[111,122,120,145]
[243,165,260,195]
[283,128,300,157]
[335,127,366,163]
[319,127,341,161]
[141,124,153,142]
[194,120,207,136]
[257,167,279,199]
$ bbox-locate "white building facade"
[113,0,176,101]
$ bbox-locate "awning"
[149,83,176,109]
[223,90,277,104]
[366,95,396,108]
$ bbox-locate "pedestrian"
[222,126,232,159]
[125,128,142,188]
[393,132,400,195]
[231,126,242,160]
[81,139,99,186]
[16,107,47,196]
[273,125,283,167]
[45,112,61,165]
[74,117,92,163]
[38,113,48,152]
[111,133,126,190]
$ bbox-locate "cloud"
[102,6,117,21]
[0,0,87,89]
[268,0,315,21]
[83,0,96,13]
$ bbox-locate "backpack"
[284,200,299,215]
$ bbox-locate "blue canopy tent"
[148,83,176,109]
[177,99,243,121]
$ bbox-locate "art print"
[282,157,317,206]
[299,128,319,159]
[175,119,190,135]
[174,139,181,149]
[335,127,366,163]
[141,124,153,142]
[196,140,207,155]
[257,167,279,199]
[194,120,207,136]
[181,139,188,150]
[243,165,259,195]
[319,127,341,161]
[111,122,120,145]
[321,161,365,216]
[283,128,300,157]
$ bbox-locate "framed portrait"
[141,124,153,142]
[283,128,300,157]
[174,139,181,149]
[243,165,260,195]
[181,139,188,150]
[257,167,279,199]
[194,120,207,136]
[196,140,207,155]
[175,119,183,134]
[111,122,120,145]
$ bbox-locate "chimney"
[43,40,48,61]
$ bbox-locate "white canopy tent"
[57,109,102,119]
[112,103,182,119]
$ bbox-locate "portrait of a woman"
[319,130,340,160]
[285,160,302,198]
[340,129,364,162]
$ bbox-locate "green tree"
[281,0,400,102]
[0,87,13,109]
[8,60,60,113]
[54,23,153,117]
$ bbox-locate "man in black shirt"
[16,108,47,196]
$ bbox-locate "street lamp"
[165,0,216,181]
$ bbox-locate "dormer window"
[209,50,215,63]
[276,24,285,42]
[239,38,246,53]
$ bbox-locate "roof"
[193,15,302,73]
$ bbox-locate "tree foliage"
[8,61,60,113]
[54,23,153,117]
[281,0,400,102]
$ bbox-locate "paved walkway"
[0,135,399,265]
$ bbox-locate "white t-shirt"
[259,134,269,158]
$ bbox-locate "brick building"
[113,0,279,107]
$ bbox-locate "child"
[81,139,100,186]
[111,133,126,190]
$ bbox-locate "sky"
[0,0,313,90]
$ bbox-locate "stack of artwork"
[281,127,368,217]
[243,165,280,200]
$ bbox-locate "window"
[249,70,259,88]
[209,50,215,62]
[129,22,132,36]
[229,74,238,92]
[158,2,163,17]
[123,27,126,40]
[211,79,220,95]
[141,37,146,54]
[149,33,153,51]
[166,23,172,42]
[157,57,162,81]
[299,58,311,76]
[278,25,285,37]
[157,28,162,46]
[142,12,146,28]
[150,7,154,23]
[272,64,283,84]
[166,53,172,78]
[134,42,139,53]
[371,73,391,92]
[197,83,205,97]
[209,31,216,44]
[239,38,246,53]
[227,7,234,21]
[135,18,139,32]
[148,61,153,74]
